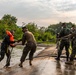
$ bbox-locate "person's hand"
[17,40,21,43]
[10,44,16,47]
[14,40,18,43]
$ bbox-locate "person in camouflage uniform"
[65,25,76,65]
[18,26,37,67]
[70,25,76,49]
[55,23,70,61]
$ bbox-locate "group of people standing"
[56,23,76,65]
[0,23,76,68]
[0,26,37,68]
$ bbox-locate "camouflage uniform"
[65,29,76,64]
[70,28,76,61]
[56,24,70,61]
[20,30,37,63]
[70,26,76,48]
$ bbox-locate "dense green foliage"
[0,14,76,43]
[0,14,22,40]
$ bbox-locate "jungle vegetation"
[0,14,75,44]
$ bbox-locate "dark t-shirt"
[2,35,15,47]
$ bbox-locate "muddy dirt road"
[0,45,76,75]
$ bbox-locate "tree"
[0,14,18,39]
[26,22,38,34]
[1,14,17,26]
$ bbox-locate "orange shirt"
[6,30,14,46]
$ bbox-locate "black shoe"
[55,57,60,61]
[29,60,32,66]
[66,58,69,61]
[4,64,10,68]
[29,62,32,66]
[65,61,74,65]
[5,63,10,67]
[19,63,23,67]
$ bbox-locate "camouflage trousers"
[57,40,70,61]
[70,39,76,61]
[20,42,36,62]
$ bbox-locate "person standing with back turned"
[18,26,37,67]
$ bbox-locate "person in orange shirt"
[0,30,16,67]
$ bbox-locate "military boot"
[65,61,74,65]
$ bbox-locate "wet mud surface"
[0,45,76,75]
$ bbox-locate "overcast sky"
[0,0,76,27]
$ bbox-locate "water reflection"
[64,64,76,75]
[56,61,62,75]
[56,61,76,75]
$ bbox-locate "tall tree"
[1,14,17,26]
